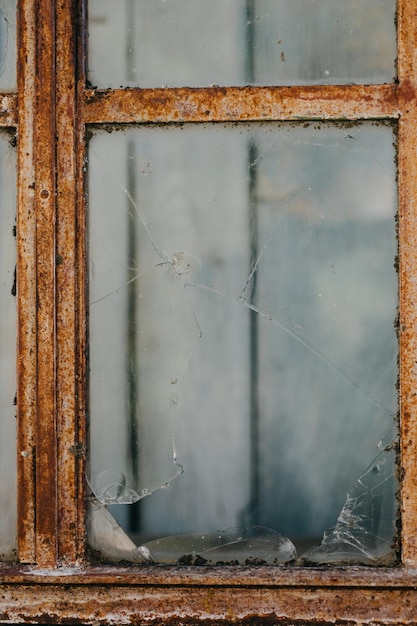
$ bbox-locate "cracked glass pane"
[300,429,398,565]
[0,133,16,560]
[0,1,16,92]
[88,122,398,565]
[88,0,396,88]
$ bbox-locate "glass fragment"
[88,499,152,563]
[141,526,297,565]
[88,0,396,88]
[300,430,398,565]
[88,500,296,565]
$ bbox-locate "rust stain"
[16,0,86,568]
[0,561,414,588]
[11,0,417,622]
[0,94,17,125]
[16,0,38,565]
[33,0,59,567]
[397,88,417,566]
[55,0,87,567]
[84,85,400,124]
[398,78,417,106]
[0,583,417,624]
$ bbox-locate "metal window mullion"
[17,0,86,568]
[33,0,58,568]
[16,0,37,565]
[17,0,58,567]
[55,0,87,566]
[396,0,417,569]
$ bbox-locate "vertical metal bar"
[18,0,86,567]
[55,0,86,564]
[18,0,58,567]
[17,0,37,563]
[396,0,417,568]
[33,0,58,567]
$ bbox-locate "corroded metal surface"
[84,84,400,124]
[398,105,417,568]
[11,0,417,620]
[0,563,417,587]
[0,94,17,125]
[1,581,417,625]
[16,0,37,565]
[2,563,417,623]
[55,0,79,565]
[396,0,417,570]
[17,0,86,569]
[33,0,58,569]
[55,0,87,566]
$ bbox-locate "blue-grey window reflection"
[88,0,396,88]
[88,123,398,564]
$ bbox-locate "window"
[1,0,417,623]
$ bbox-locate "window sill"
[0,564,416,624]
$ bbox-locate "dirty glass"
[88,0,396,88]
[87,122,398,565]
[0,133,16,560]
[0,1,16,92]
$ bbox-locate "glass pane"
[88,0,396,88]
[0,1,16,91]
[0,132,16,559]
[88,122,398,565]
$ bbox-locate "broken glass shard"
[88,257,195,504]
[141,526,297,565]
[88,499,152,563]
[300,430,398,565]
[88,0,396,88]
[93,469,143,505]
[88,122,398,564]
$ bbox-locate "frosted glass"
[0,132,16,559]
[88,123,398,564]
[0,1,16,91]
[88,0,396,88]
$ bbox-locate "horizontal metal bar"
[1,579,417,624]
[1,564,417,588]
[84,84,401,124]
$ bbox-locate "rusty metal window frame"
[0,0,416,623]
